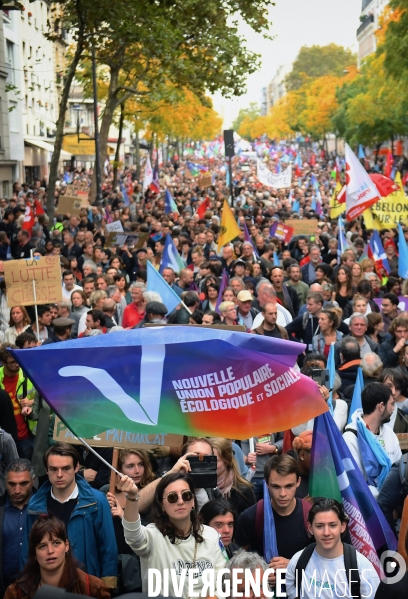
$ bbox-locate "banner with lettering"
[257,160,292,189]
[12,327,327,439]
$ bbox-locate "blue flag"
[358,145,365,159]
[273,251,280,267]
[347,367,364,424]
[327,343,335,414]
[292,200,300,213]
[147,262,181,314]
[398,223,408,279]
[164,190,178,215]
[311,412,397,575]
[310,196,316,211]
[368,230,391,274]
[159,233,184,275]
[120,182,130,207]
[263,479,278,562]
[311,173,319,190]
[356,418,392,489]
[337,216,349,263]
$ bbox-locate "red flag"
[403,172,408,186]
[368,174,399,197]
[337,184,346,204]
[196,197,210,219]
[34,199,45,215]
[309,153,316,166]
[384,149,393,178]
[22,203,35,234]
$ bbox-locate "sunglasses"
[164,490,193,504]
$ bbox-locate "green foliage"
[381,0,408,81]
[232,102,261,132]
[285,43,356,91]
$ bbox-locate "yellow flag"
[329,181,345,219]
[364,172,408,229]
[218,200,241,251]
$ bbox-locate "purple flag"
[215,268,229,313]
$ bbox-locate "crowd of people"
[0,144,407,597]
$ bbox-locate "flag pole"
[30,250,40,342]
[77,436,122,477]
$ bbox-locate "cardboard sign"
[285,218,318,237]
[105,232,148,249]
[4,255,62,307]
[396,433,408,451]
[198,174,212,189]
[65,183,89,205]
[106,220,124,234]
[57,196,83,216]
[53,417,183,450]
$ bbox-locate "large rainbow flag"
[11,327,327,439]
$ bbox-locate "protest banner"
[57,196,83,216]
[198,173,212,189]
[257,160,291,188]
[285,218,318,237]
[12,326,326,440]
[106,220,124,234]
[374,296,408,312]
[4,255,62,307]
[53,416,183,450]
[369,194,408,228]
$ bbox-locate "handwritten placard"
[285,218,318,237]
[4,256,62,307]
[57,196,83,216]
[106,221,124,234]
[53,417,183,449]
[198,174,212,189]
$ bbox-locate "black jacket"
[334,334,378,368]
[378,336,399,368]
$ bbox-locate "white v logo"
[58,344,165,425]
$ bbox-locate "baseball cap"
[237,290,253,302]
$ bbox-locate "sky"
[213,0,362,127]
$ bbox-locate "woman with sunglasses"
[118,469,226,599]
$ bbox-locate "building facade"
[357,0,389,65]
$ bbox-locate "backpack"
[254,498,312,542]
[294,542,360,599]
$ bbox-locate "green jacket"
[0,366,37,434]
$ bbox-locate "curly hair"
[151,472,203,545]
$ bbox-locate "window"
[9,101,18,132]
[5,41,14,84]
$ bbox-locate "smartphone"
[311,368,330,387]
[186,455,217,489]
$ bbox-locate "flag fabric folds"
[22,202,35,234]
[309,412,397,576]
[11,327,327,440]
[119,182,130,206]
[329,182,345,219]
[159,233,184,275]
[398,223,408,279]
[164,190,179,215]
[369,174,399,198]
[146,261,181,314]
[347,367,363,424]
[345,143,381,221]
[196,197,211,219]
[215,269,229,313]
[143,155,153,191]
[368,230,391,275]
[263,480,278,562]
[217,200,241,251]
[337,216,349,262]
[243,221,259,257]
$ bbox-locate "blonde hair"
[209,437,252,490]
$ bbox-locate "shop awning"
[25,137,72,160]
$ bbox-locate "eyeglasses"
[164,490,193,504]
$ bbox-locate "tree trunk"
[90,62,120,200]
[112,101,125,189]
[47,28,85,225]
[135,129,141,180]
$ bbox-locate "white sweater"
[123,516,227,598]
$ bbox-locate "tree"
[285,43,356,91]
[332,53,408,146]
[232,102,261,133]
[380,0,407,80]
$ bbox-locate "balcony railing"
[357,13,374,37]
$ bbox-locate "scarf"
[356,417,392,489]
[217,470,234,498]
